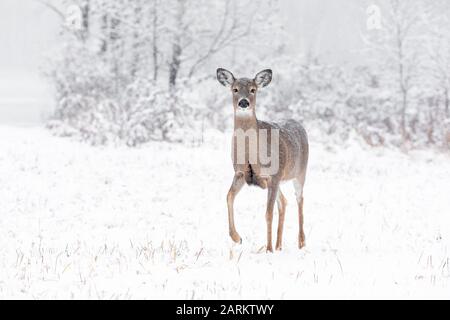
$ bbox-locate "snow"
[0,125,449,299]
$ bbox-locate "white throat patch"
[235,108,253,118]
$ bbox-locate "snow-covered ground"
[0,125,449,299]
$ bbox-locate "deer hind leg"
[227,172,245,244]
[275,189,287,251]
[266,179,280,253]
[294,178,306,249]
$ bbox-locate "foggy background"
[0,0,367,124]
[1,0,449,149]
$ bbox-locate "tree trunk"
[427,97,435,144]
[400,86,408,142]
[445,88,449,118]
[100,14,108,54]
[397,26,409,143]
[169,42,182,90]
[152,0,159,82]
[168,0,185,91]
[131,1,143,79]
[109,13,122,94]
[80,0,90,42]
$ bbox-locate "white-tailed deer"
[217,68,309,252]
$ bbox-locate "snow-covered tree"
[42,0,278,145]
[422,0,450,146]
[363,0,425,144]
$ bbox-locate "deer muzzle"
[238,98,250,109]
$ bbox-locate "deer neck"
[233,109,258,132]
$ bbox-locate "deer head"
[216,68,272,115]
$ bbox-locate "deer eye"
[233,88,239,93]
[250,88,256,94]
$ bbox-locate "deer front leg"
[294,179,306,249]
[227,172,245,244]
[275,190,287,251]
[298,196,306,249]
[266,179,280,253]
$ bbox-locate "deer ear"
[254,69,272,88]
[217,68,235,87]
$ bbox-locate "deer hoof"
[298,240,306,249]
[230,232,242,244]
[275,244,282,251]
[266,245,273,253]
[299,233,306,249]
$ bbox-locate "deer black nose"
[238,99,249,108]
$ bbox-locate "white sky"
[280,0,370,62]
[0,0,60,74]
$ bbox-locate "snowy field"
[0,125,449,299]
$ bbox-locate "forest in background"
[42,0,450,150]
